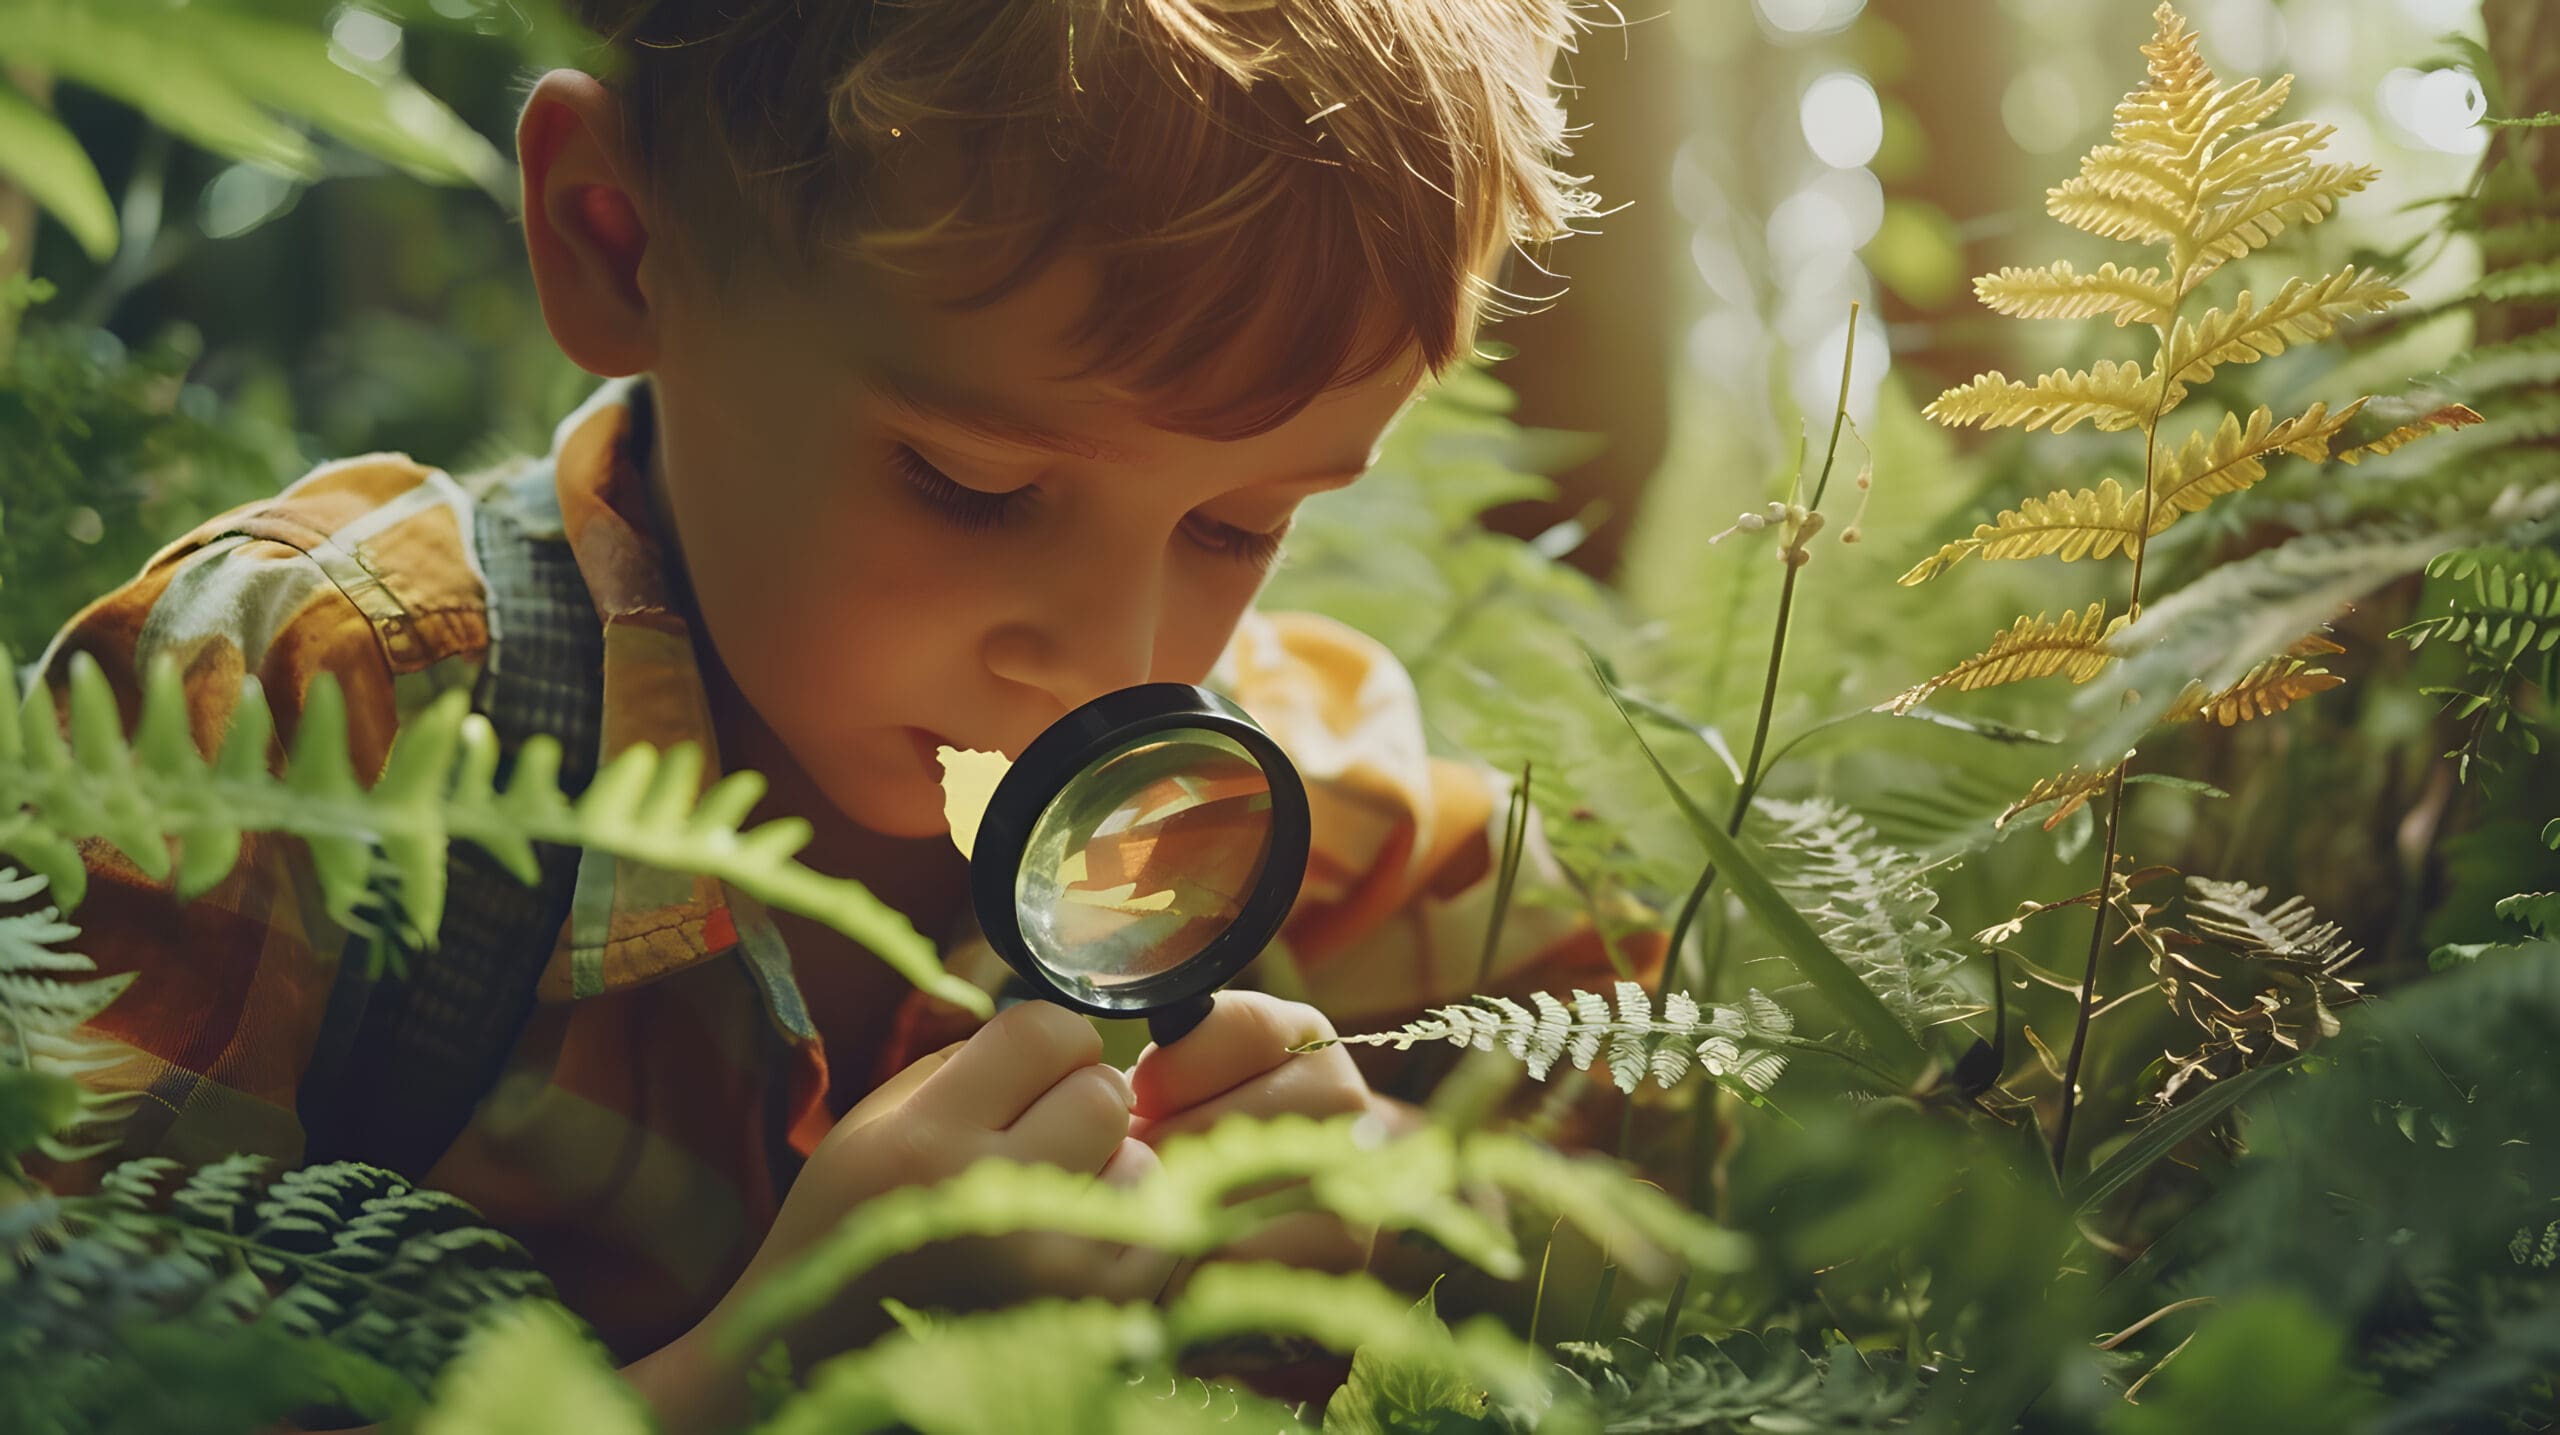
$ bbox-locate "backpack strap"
[297,459,606,1179]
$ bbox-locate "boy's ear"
[518,70,658,377]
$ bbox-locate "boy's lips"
[904,727,953,777]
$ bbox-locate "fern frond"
[2151,877,2364,1106]
[2335,400,2488,463]
[1974,261,2174,327]
[725,1112,1749,1355]
[2045,177,2189,249]
[2158,268,2405,387]
[1552,1336,1922,1435]
[1,1155,560,1394]
[415,1302,650,1435]
[1,650,986,1016]
[2159,655,2346,726]
[2494,892,2560,938]
[1890,603,2125,713]
[1760,798,1982,1032]
[0,868,138,1159]
[1925,360,2168,434]
[2099,4,2217,162]
[1329,981,1796,1095]
[2459,257,2560,305]
[2148,401,2365,528]
[2184,162,2379,281]
[1898,479,2149,584]
[1998,762,2122,831]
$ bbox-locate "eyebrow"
[863,369,1377,486]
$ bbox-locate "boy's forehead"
[795,246,1426,454]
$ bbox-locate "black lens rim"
[968,683,1310,1021]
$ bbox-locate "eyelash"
[890,445,1289,571]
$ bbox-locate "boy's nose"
[981,577,1161,718]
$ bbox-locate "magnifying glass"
[940,684,1311,1046]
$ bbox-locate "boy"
[31,0,1652,1426]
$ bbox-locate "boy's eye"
[891,444,1029,532]
[893,443,1289,571]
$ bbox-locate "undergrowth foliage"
[3,3,2556,1432]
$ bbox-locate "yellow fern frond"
[2184,162,2380,280]
[2159,268,2404,386]
[2046,178,2188,248]
[2199,119,2336,199]
[1974,262,2173,327]
[2160,656,2345,725]
[1998,762,2123,831]
[2335,402,2487,464]
[1926,360,2169,434]
[2145,401,2366,530]
[1898,479,2148,585]
[2104,5,2217,159]
[1889,602,2124,713]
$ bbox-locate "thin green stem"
[1686,303,1862,1005]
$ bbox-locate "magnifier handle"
[1147,993,1217,1047]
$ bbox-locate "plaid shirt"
[25,378,1656,1359]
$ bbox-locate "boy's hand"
[1126,992,1417,1277]
[1126,991,1384,1142]
[698,1001,1170,1367]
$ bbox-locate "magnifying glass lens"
[1013,727,1275,997]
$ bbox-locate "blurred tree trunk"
[1479,24,1685,584]
[2479,0,2559,346]
[1867,0,2026,400]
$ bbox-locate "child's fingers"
[1097,1135,1161,1189]
[838,1041,961,1130]
[996,1062,1136,1174]
[1131,1045,1373,1145]
[914,1000,1105,1130]
[1128,991,1337,1119]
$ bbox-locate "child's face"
[640,249,1423,840]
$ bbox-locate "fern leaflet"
[1890,603,2125,713]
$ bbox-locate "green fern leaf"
[416,1302,650,1435]
[1327,981,1796,1095]
[3,650,985,1016]
[2458,257,2560,305]
[723,1114,1747,1359]
[1760,798,1981,1032]
[2,1154,560,1395]
[2494,892,2560,938]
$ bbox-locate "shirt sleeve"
[15,527,404,1193]
[1214,609,1667,1025]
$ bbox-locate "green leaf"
[0,77,115,260]
[158,7,508,193]
[2070,1062,2288,1215]
[2110,1293,2379,1435]
[0,1067,88,1158]
[768,1299,1167,1435]
[417,1302,650,1435]
[1589,653,1930,1078]
[0,2,318,175]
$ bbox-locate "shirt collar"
[526,377,815,1042]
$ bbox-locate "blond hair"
[566,0,1600,437]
